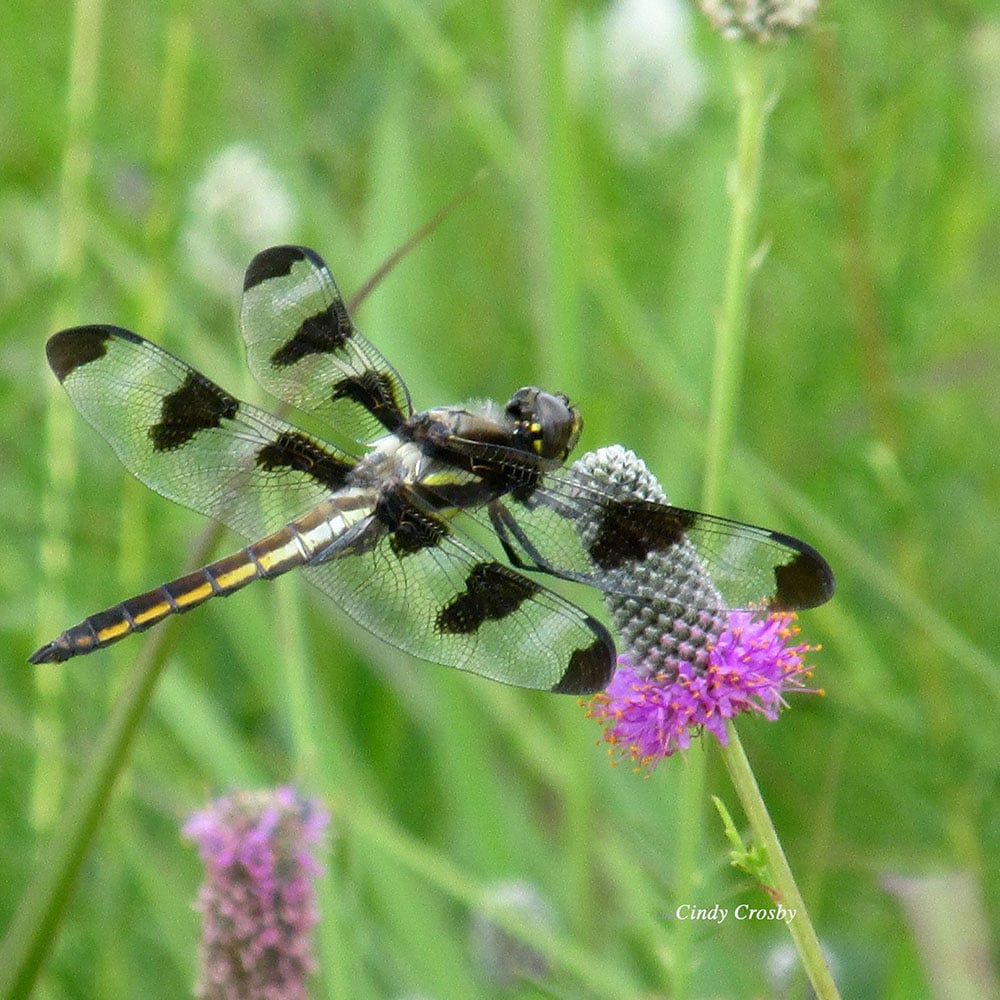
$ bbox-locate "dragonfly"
[30,245,835,693]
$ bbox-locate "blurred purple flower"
[184,786,328,1000]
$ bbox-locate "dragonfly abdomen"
[28,520,329,664]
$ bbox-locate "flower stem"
[702,42,773,512]
[719,725,842,999]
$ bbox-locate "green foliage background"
[2,1,998,998]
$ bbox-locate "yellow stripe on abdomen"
[168,579,215,609]
[93,617,132,644]
[209,558,259,591]
[129,598,173,627]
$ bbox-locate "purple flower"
[588,610,819,770]
[183,786,328,1000]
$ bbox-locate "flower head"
[697,0,818,42]
[589,610,818,769]
[182,143,297,296]
[184,786,328,1000]
[572,446,822,770]
[568,0,706,159]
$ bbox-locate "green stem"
[668,747,706,999]
[719,727,842,1000]
[702,44,773,513]
[504,0,581,384]
[275,574,318,781]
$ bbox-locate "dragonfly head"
[505,387,582,462]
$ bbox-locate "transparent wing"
[301,493,614,693]
[240,245,413,444]
[46,325,356,541]
[482,465,835,614]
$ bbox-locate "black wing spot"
[255,431,354,491]
[375,490,448,557]
[436,562,540,636]
[244,245,311,290]
[148,372,239,452]
[588,500,696,570]
[332,371,406,432]
[271,303,353,367]
[550,621,616,694]
[389,514,447,557]
[46,326,125,382]
[771,544,836,611]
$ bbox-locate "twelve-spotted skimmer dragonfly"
[31,246,834,693]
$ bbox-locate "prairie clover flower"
[573,447,819,770]
[184,786,328,1000]
[567,0,706,158]
[589,609,817,768]
[697,0,818,42]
